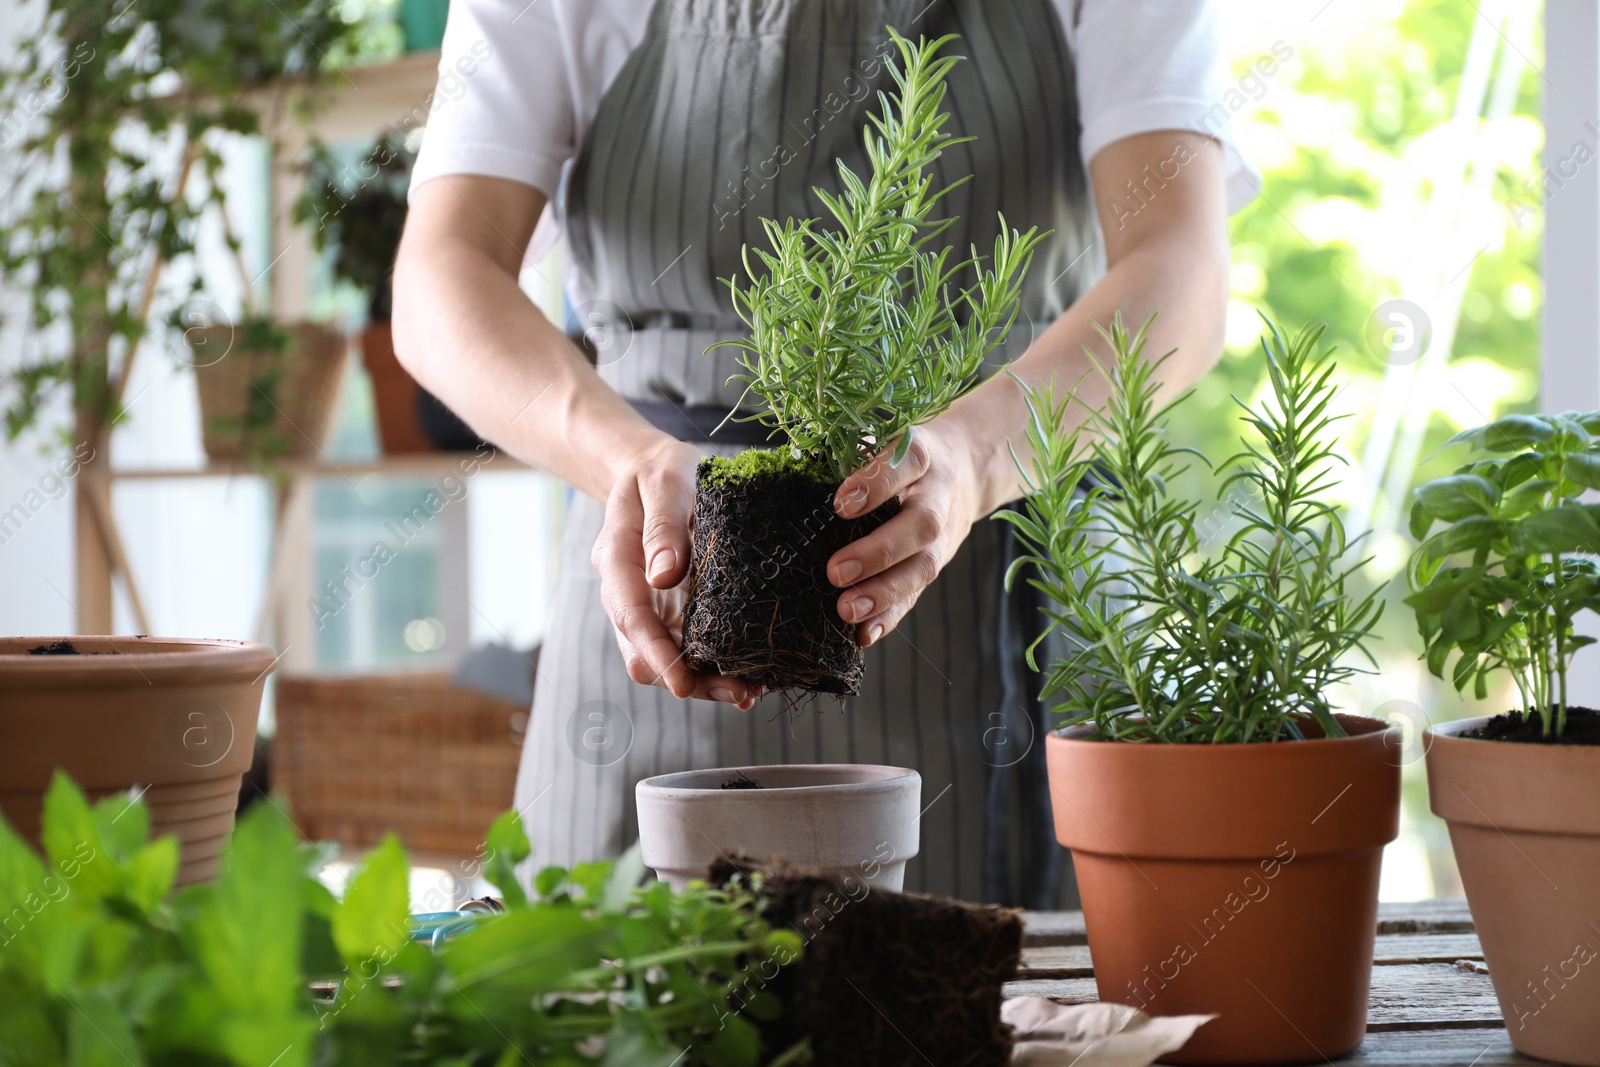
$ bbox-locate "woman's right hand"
[591,436,760,709]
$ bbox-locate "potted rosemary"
[681,31,1042,694]
[1004,316,1401,1064]
[1408,411,1600,1065]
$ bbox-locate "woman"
[395,0,1254,904]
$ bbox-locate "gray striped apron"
[516,0,1097,904]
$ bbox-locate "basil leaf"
[1415,473,1500,520]
[1509,504,1600,554]
[1563,451,1600,491]
[1479,414,1555,451]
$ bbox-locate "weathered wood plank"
[1017,933,1485,979]
[1004,962,1503,1030]
[1329,1029,1538,1065]
[1019,910,1087,947]
[1375,897,1475,935]
[1019,899,1474,949]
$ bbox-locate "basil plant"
[1407,412,1600,737]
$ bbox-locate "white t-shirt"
[413,0,1257,258]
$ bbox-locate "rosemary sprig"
[718,29,1044,482]
[1000,314,1385,743]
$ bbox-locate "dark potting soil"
[681,458,898,695]
[712,857,1020,1067]
[1463,707,1600,745]
[720,772,763,790]
[28,640,80,655]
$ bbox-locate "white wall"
[1544,1,1600,706]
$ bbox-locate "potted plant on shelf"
[0,773,1023,1067]
[681,30,1043,695]
[298,133,439,454]
[0,0,357,463]
[1407,410,1600,1065]
[1003,316,1400,1064]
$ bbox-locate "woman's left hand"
[825,416,988,647]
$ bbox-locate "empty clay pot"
[1426,717,1600,1066]
[635,764,920,891]
[0,636,277,886]
[1045,714,1401,1065]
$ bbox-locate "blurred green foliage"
[1184,0,1542,647]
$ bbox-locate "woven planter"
[274,673,526,857]
[190,322,346,462]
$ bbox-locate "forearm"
[392,182,674,502]
[948,229,1228,516]
[942,130,1231,517]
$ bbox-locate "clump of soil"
[712,857,1021,1067]
[28,640,80,655]
[1464,707,1600,745]
[720,772,763,790]
[681,452,898,695]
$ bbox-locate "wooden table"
[1014,898,1541,1065]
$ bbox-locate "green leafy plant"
[1406,412,1600,737]
[1001,314,1384,743]
[716,29,1045,482]
[0,773,806,1066]
[0,0,360,448]
[295,133,414,322]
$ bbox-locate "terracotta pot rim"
[1425,715,1600,834]
[1052,712,1394,751]
[0,636,278,686]
[637,763,917,797]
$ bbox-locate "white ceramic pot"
[635,763,920,890]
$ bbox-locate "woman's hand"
[591,436,759,709]
[826,416,988,647]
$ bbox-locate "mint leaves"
[0,773,804,1065]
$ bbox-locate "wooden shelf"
[110,453,526,481]
[249,51,444,144]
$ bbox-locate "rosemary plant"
[1406,412,1600,737]
[1000,315,1384,743]
[718,30,1044,482]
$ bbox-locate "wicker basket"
[190,322,347,461]
[274,673,526,857]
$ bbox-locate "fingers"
[616,628,759,710]
[593,504,698,700]
[834,433,931,519]
[828,494,946,588]
[594,465,756,709]
[638,465,694,590]
[856,593,920,648]
[835,542,942,632]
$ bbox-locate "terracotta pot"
[1045,715,1401,1065]
[189,321,346,462]
[1425,717,1600,1065]
[635,764,919,891]
[0,637,278,886]
[360,322,434,454]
